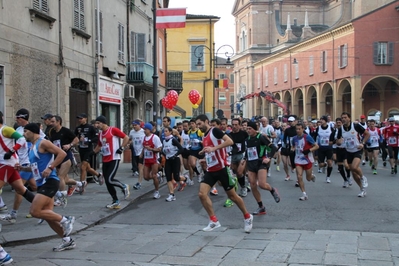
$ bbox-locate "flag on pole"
[214,79,228,88]
[156,8,187,29]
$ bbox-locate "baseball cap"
[143,123,153,131]
[41,113,53,120]
[16,108,30,120]
[389,117,395,122]
[76,113,88,119]
[360,115,366,119]
[288,116,295,122]
[132,119,141,126]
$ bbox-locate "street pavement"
[2,160,399,265]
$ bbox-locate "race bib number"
[370,136,378,144]
[79,137,88,148]
[31,162,42,181]
[144,150,154,159]
[389,137,397,145]
[53,139,61,148]
[247,147,258,161]
[183,139,189,147]
[205,152,218,167]
[134,139,141,146]
[191,139,199,148]
[345,138,356,149]
[101,144,111,156]
[320,137,329,146]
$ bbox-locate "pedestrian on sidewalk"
[92,116,130,209]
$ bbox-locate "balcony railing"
[167,71,183,90]
[126,62,153,84]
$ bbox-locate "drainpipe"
[95,0,100,116]
[56,0,64,116]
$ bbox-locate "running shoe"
[343,181,349,188]
[326,177,331,183]
[295,182,300,187]
[246,185,251,192]
[165,194,176,202]
[244,214,253,233]
[361,176,368,188]
[0,213,16,224]
[224,199,234,207]
[210,187,218,196]
[61,216,75,237]
[391,168,395,175]
[55,195,68,208]
[133,182,141,190]
[0,205,7,212]
[26,213,32,218]
[202,220,221,231]
[53,238,76,252]
[123,184,130,200]
[299,194,308,201]
[271,188,280,203]
[373,169,377,175]
[348,177,353,186]
[178,182,187,192]
[67,186,76,196]
[97,173,104,186]
[239,187,247,197]
[318,169,322,173]
[267,171,271,177]
[79,181,87,195]
[358,190,367,198]
[362,160,366,166]
[0,253,13,265]
[153,191,161,199]
[314,162,318,167]
[285,176,290,181]
[252,206,266,215]
[383,161,387,167]
[311,174,316,182]
[37,219,44,224]
[198,173,204,183]
[106,201,121,209]
[276,166,280,172]
[133,171,139,176]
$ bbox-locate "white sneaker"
[348,177,353,186]
[267,171,271,177]
[299,194,308,201]
[358,190,367,197]
[361,176,368,188]
[165,194,176,202]
[326,177,331,183]
[244,214,253,233]
[202,220,221,231]
[322,167,326,174]
[343,181,349,188]
[311,174,316,182]
[318,169,322,173]
[153,191,161,199]
[285,176,290,181]
[239,187,247,197]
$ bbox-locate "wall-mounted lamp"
[326,101,331,105]
[293,58,298,64]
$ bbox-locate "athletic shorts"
[247,160,269,173]
[295,162,313,170]
[281,147,290,156]
[335,148,347,163]
[0,164,21,184]
[59,150,74,167]
[346,150,362,165]
[37,178,59,198]
[318,148,333,163]
[231,153,244,164]
[181,148,190,159]
[133,155,143,165]
[79,149,92,162]
[366,147,379,153]
[189,149,204,159]
[202,167,236,191]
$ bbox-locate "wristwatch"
[48,165,54,170]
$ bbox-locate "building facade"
[231,0,398,120]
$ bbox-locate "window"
[159,38,163,70]
[295,64,299,80]
[95,10,103,54]
[309,55,314,76]
[338,44,348,68]
[240,30,247,52]
[191,45,204,71]
[118,23,124,63]
[374,42,394,65]
[73,0,85,31]
[274,67,277,85]
[265,70,268,87]
[219,73,226,79]
[33,0,48,13]
[283,64,288,83]
[130,32,146,62]
[229,73,234,84]
[257,73,260,89]
[321,51,327,72]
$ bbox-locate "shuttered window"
[283,64,288,83]
[265,70,268,87]
[309,55,314,76]
[373,42,394,65]
[274,67,277,85]
[321,51,327,72]
[338,44,348,68]
[95,10,103,54]
[118,23,124,63]
[130,32,146,62]
[33,0,49,13]
[74,0,85,30]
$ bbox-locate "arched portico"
[293,88,304,120]
[336,79,352,116]
[304,86,317,120]
[283,90,293,116]
[320,83,334,117]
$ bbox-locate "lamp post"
[194,43,234,118]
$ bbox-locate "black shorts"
[367,147,379,153]
[230,153,244,164]
[335,148,347,163]
[189,149,204,159]
[79,149,92,162]
[182,148,190,159]
[59,150,74,166]
[346,150,363,165]
[37,178,60,198]
[133,155,143,164]
[202,167,236,191]
[281,147,290,156]
[246,160,269,173]
[387,146,399,160]
[318,148,333,163]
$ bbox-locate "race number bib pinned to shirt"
[144,149,154,159]
[247,147,258,161]
[345,138,356,149]
[389,137,397,145]
[370,136,378,144]
[53,139,61,148]
[320,137,329,146]
[31,162,42,181]
[205,152,218,167]
[101,144,111,156]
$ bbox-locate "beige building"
[231,0,396,118]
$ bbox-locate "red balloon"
[188,90,200,105]
[162,97,174,110]
[169,94,178,105]
[167,90,178,98]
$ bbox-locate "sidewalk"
[0,163,159,246]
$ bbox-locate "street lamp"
[194,43,234,118]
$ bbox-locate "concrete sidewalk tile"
[359,260,394,266]
[324,252,358,266]
[208,235,246,247]
[152,255,221,265]
[180,235,217,246]
[257,252,289,263]
[362,232,399,238]
[133,241,173,254]
[223,248,262,260]
[316,230,361,236]
[164,244,203,257]
[329,234,359,244]
[234,239,269,250]
[194,246,231,259]
[359,236,390,250]
[294,240,328,251]
[287,249,324,264]
[358,249,393,261]
[264,240,296,253]
[327,243,358,254]
[272,232,301,242]
[299,233,330,241]
[244,231,275,240]
[221,260,284,266]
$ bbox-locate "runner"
[129,119,145,189]
[334,118,352,187]
[195,114,253,233]
[382,117,399,175]
[314,116,335,183]
[365,119,382,175]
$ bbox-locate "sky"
[168,0,236,49]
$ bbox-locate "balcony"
[126,62,154,85]
[167,71,183,94]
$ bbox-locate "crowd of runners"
[0,108,398,264]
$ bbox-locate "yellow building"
[167,14,219,118]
